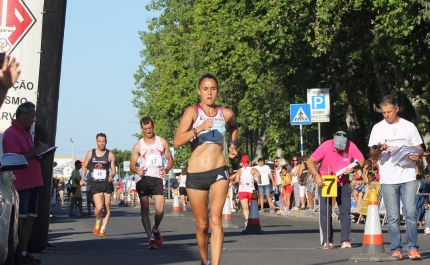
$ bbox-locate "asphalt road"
[36,200,430,265]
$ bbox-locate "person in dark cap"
[307,131,365,249]
[69,160,85,216]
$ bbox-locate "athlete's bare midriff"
[187,143,225,173]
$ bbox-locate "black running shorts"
[136,176,164,197]
[186,166,228,191]
[179,187,187,196]
[91,181,114,194]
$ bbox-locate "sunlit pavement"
[38,200,430,265]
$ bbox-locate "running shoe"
[93,222,101,235]
[323,242,334,249]
[424,227,430,235]
[391,251,402,260]
[408,249,421,260]
[259,209,264,213]
[148,239,157,250]
[183,205,187,212]
[245,221,248,228]
[21,253,41,265]
[341,241,351,248]
[231,208,236,212]
[99,229,106,237]
[283,210,290,216]
[291,206,299,210]
[152,228,163,246]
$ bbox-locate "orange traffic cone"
[113,192,117,202]
[222,192,239,229]
[242,190,264,234]
[126,191,131,206]
[119,193,124,205]
[350,188,396,261]
[171,189,183,216]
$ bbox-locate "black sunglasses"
[335,132,347,138]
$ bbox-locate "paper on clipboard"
[335,161,360,177]
[36,146,57,159]
[390,145,422,167]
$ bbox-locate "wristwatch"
[229,140,238,146]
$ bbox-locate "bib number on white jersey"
[93,169,106,180]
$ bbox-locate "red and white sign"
[0,0,44,153]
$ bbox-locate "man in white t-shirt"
[369,95,423,261]
[254,158,276,213]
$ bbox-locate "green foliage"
[133,0,430,163]
[110,149,132,179]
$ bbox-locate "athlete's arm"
[252,168,262,184]
[174,106,199,148]
[161,138,174,174]
[223,107,239,159]
[109,152,116,182]
[80,150,92,185]
[130,141,144,176]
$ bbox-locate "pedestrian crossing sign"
[290,104,312,125]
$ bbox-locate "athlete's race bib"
[199,123,226,143]
[93,169,106,180]
[145,153,162,168]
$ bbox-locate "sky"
[56,1,158,159]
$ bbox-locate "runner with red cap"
[233,155,261,227]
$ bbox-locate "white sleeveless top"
[190,104,226,145]
[179,174,186,187]
[239,167,255,193]
[130,180,136,190]
[140,136,164,178]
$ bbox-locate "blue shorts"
[258,184,271,196]
[18,187,39,218]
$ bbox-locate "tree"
[110,149,132,180]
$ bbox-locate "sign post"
[290,104,312,156]
[321,165,337,250]
[307,89,330,144]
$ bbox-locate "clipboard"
[36,146,57,159]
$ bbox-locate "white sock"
[96,219,101,223]
[152,228,159,233]
[101,226,106,230]
[149,237,155,242]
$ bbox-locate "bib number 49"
[321,176,337,197]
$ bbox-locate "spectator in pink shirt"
[2,102,51,265]
[307,131,364,249]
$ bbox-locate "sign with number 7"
[322,176,337,197]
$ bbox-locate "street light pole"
[69,138,74,162]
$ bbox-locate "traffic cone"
[242,190,264,234]
[171,189,183,216]
[120,193,124,205]
[350,188,396,262]
[222,192,239,229]
[113,192,117,202]
[127,191,131,205]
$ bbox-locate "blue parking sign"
[311,96,325,109]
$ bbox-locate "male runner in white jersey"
[80,133,116,237]
[130,117,174,249]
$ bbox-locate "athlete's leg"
[209,179,229,265]
[240,199,249,221]
[101,193,112,227]
[152,195,165,230]
[187,188,209,265]
[93,193,104,221]
[139,195,153,238]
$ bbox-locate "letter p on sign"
[312,96,325,109]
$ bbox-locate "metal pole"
[318,123,321,145]
[167,169,172,199]
[300,124,304,156]
[326,165,331,249]
[70,138,74,161]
